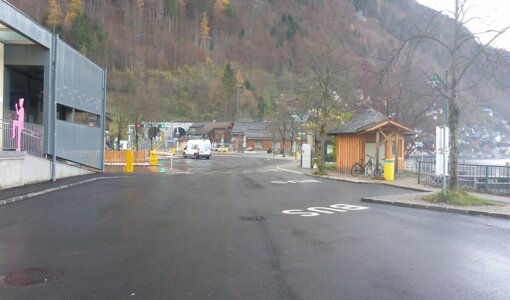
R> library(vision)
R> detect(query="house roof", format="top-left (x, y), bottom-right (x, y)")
top-left (231, 122), bottom-right (276, 140)
top-left (328, 109), bottom-right (412, 134)
top-left (231, 122), bottom-right (268, 135)
top-left (189, 122), bottom-right (233, 135)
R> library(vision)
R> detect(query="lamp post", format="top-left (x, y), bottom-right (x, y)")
top-left (429, 70), bottom-right (449, 194)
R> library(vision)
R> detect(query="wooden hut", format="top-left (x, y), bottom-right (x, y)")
top-left (328, 109), bottom-right (413, 175)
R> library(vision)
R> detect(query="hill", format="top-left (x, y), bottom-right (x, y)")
top-left (6, 0), bottom-right (510, 149)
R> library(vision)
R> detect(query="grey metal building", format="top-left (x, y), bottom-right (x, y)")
top-left (0, 0), bottom-right (106, 172)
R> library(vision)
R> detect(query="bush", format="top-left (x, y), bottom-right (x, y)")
top-left (422, 190), bottom-right (499, 206)
top-left (267, 148), bottom-right (273, 154)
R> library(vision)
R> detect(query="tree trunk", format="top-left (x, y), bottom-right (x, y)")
top-left (448, 96), bottom-right (460, 190)
top-left (449, 0), bottom-right (460, 190)
top-left (282, 136), bottom-right (286, 157)
top-left (315, 123), bottom-right (327, 174)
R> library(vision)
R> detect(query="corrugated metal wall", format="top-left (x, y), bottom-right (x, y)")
top-left (54, 40), bottom-right (105, 169)
top-left (55, 41), bottom-right (104, 115)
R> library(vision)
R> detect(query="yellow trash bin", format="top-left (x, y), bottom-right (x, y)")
top-left (384, 159), bottom-right (395, 181)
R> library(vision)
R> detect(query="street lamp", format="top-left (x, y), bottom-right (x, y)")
top-left (428, 70), bottom-right (449, 194)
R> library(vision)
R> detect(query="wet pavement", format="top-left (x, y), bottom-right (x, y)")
top-left (0, 155), bottom-right (509, 299)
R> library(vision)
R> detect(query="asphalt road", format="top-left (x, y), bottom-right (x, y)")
top-left (1, 155), bottom-right (509, 299)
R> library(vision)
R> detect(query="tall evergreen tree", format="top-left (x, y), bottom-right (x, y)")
top-left (64, 0), bottom-right (84, 29)
top-left (199, 12), bottom-right (210, 50)
top-left (222, 64), bottom-right (236, 120)
top-left (46, 0), bottom-right (62, 30)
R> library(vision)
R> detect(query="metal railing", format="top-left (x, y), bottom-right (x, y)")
top-left (417, 161), bottom-right (510, 195)
top-left (1, 119), bottom-right (44, 156)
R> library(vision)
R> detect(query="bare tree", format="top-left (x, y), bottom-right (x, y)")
top-left (389, 0), bottom-right (510, 190)
top-left (269, 94), bottom-right (297, 157)
top-left (303, 46), bottom-right (358, 174)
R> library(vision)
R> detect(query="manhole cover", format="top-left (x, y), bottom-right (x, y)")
top-left (240, 215), bottom-right (266, 222)
top-left (0, 268), bottom-right (62, 287)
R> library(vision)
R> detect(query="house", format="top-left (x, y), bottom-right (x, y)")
top-left (187, 122), bottom-right (233, 143)
top-left (231, 122), bottom-right (291, 152)
top-left (328, 109), bottom-right (413, 175)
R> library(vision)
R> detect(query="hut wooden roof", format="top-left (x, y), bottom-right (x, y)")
top-left (328, 109), bottom-right (412, 135)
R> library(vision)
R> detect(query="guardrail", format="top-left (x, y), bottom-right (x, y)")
top-left (417, 161), bottom-right (510, 194)
top-left (1, 120), bottom-right (44, 156)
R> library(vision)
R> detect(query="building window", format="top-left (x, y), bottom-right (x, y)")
top-left (57, 104), bottom-right (99, 127)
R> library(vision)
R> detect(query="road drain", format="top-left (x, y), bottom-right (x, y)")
top-left (0, 268), bottom-right (63, 286)
top-left (240, 215), bottom-right (266, 221)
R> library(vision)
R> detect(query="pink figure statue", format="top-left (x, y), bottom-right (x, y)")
top-left (12, 98), bottom-right (25, 152)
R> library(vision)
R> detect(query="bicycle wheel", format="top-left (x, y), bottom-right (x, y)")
top-left (365, 164), bottom-right (372, 176)
top-left (351, 163), bottom-right (363, 177)
top-left (373, 168), bottom-right (382, 177)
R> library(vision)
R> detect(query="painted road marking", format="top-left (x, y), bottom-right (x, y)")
top-left (271, 179), bottom-right (321, 184)
top-left (282, 204), bottom-right (369, 217)
top-left (276, 166), bottom-right (305, 174)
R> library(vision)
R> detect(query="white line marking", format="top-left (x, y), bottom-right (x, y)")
top-left (276, 166), bottom-right (304, 175)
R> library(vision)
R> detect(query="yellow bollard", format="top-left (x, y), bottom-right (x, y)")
top-left (124, 150), bottom-right (134, 173)
top-left (149, 151), bottom-right (158, 165)
top-left (171, 148), bottom-right (175, 155)
top-left (226, 147), bottom-right (229, 155)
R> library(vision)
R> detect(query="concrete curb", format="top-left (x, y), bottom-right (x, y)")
top-left (361, 196), bottom-right (510, 220)
top-left (277, 163), bottom-right (431, 192)
top-left (0, 176), bottom-right (127, 207)
top-left (312, 173), bottom-right (431, 192)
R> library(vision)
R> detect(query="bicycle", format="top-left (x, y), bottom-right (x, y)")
top-left (351, 155), bottom-right (382, 177)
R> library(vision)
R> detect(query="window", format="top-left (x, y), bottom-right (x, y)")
top-left (57, 104), bottom-right (100, 127)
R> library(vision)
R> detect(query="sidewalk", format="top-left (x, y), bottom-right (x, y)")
top-left (0, 173), bottom-right (126, 207)
top-left (280, 161), bottom-right (510, 219)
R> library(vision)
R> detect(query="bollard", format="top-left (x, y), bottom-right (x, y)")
top-left (226, 147), bottom-right (229, 155)
top-left (171, 148), bottom-right (175, 155)
top-left (124, 150), bottom-right (134, 173)
top-left (149, 151), bottom-right (158, 165)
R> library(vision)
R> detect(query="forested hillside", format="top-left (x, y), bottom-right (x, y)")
top-left (7, 0), bottom-right (510, 144)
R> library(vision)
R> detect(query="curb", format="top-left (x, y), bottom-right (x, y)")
top-left (0, 176), bottom-right (127, 207)
top-left (312, 173), bottom-right (431, 192)
top-left (361, 196), bottom-right (510, 220)
top-left (277, 163), bottom-right (431, 192)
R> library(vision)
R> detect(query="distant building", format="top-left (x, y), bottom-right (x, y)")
top-left (188, 122), bottom-right (233, 143)
top-left (231, 122), bottom-right (291, 152)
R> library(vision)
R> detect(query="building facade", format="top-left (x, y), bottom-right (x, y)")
top-left (1, 0), bottom-right (106, 174)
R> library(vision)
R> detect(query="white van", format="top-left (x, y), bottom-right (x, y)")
top-left (183, 139), bottom-right (211, 159)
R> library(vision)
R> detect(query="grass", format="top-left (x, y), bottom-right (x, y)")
top-left (422, 190), bottom-right (500, 206)
top-left (323, 164), bottom-right (336, 171)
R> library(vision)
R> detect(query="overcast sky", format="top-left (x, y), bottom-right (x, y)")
top-left (416, 0), bottom-right (510, 50)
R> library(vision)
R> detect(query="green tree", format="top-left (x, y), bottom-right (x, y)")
top-left (222, 64), bottom-right (236, 120)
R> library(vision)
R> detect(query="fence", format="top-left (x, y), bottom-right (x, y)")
top-left (104, 150), bottom-right (150, 164)
top-left (1, 120), bottom-right (44, 156)
top-left (417, 161), bottom-right (510, 194)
